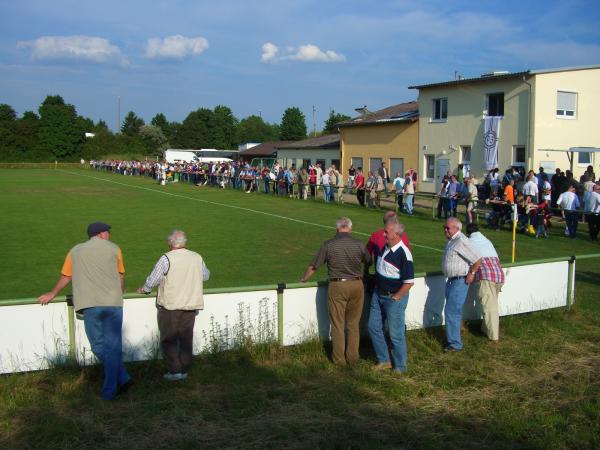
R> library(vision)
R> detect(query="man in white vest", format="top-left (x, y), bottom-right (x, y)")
top-left (138, 230), bottom-right (210, 381)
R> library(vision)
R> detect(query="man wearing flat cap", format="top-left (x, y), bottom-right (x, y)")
top-left (39, 221), bottom-right (132, 400)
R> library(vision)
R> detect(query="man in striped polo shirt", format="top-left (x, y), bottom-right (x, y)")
top-left (465, 224), bottom-right (505, 342)
top-left (368, 221), bottom-right (414, 373)
top-left (301, 217), bottom-right (371, 365)
top-left (441, 217), bottom-right (482, 352)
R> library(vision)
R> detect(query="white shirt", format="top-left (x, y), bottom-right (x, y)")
top-left (321, 173), bottom-right (330, 186)
top-left (584, 191), bottom-right (600, 213)
top-left (557, 191), bottom-right (580, 211)
top-left (523, 180), bottom-right (539, 197)
top-left (542, 181), bottom-right (551, 201)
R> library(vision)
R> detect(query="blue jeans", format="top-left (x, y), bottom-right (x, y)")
top-left (323, 185), bottom-right (331, 202)
top-left (368, 291), bottom-right (409, 372)
top-left (83, 307), bottom-right (131, 400)
top-left (404, 194), bottom-right (414, 214)
top-left (444, 278), bottom-right (469, 350)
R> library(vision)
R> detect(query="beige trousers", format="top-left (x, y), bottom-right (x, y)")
top-left (468, 280), bottom-right (502, 341)
top-left (327, 280), bottom-right (364, 364)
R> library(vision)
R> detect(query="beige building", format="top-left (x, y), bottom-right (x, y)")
top-left (410, 65), bottom-right (600, 193)
top-left (338, 102), bottom-right (419, 181)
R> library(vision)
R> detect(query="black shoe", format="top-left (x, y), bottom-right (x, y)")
top-left (117, 379), bottom-right (134, 395)
top-left (444, 346), bottom-right (462, 353)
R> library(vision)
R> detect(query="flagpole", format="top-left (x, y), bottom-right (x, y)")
top-left (511, 203), bottom-right (517, 263)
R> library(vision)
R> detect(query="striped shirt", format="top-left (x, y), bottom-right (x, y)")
top-left (442, 232), bottom-right (481, 278)
top-left (374, 240), bottom-right (415, 293)
top-left (311, 232), bottom-right (371, 279)
top-left (142, 253), bottom-right (210, 293)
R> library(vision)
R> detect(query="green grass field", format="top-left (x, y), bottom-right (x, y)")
top-left (1, 167), bottom-right (598, 300)
top-left (1, 168), bottom-right (599, 448)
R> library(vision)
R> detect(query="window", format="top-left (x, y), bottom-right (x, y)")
top-left (578, 152), bottom-right (591, 165)
top-left (425, 154), bottom-right (435, 180)
top-left (316, 159), bottom-right (326, 169)
top-left (512, 146), bottom-right (526, 167)
top-left (557, 91), bottom-right (577, 118)
top-left (486, 93), bottom-right (504, 116)
top-left (331, 159), bottom-right (340, 170)
top-left (460, 146), bottom-right (471, 177)
top-left (369, 158), bottom-right (382, 174)
top-left (432, 98), bottom-right (447, 121)
top-left (301, 159), bottom-right (311, 169)
top-left (390, 158), bottom-right (404, 179)
top-left (351, 157), bottom-right (363, 171)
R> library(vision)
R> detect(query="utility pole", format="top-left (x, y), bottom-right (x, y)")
top-left (312, 105), bottom-right (317, 137)
top-left (117, 96), bottom-right (121, 134)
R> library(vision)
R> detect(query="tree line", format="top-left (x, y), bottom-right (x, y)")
top-left (0, 95), bottom-right (350, 161)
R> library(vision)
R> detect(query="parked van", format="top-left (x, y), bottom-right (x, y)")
top-left (163, 149), bottom-right (233, 164)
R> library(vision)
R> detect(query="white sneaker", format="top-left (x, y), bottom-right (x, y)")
top-left (163, 372), bottom-right (186, 381)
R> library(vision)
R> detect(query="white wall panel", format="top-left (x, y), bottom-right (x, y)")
top-left (0, 303), bottom-right (69, 374)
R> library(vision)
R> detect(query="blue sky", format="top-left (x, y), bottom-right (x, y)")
top-left (1, 0), bottom-right (599, 131)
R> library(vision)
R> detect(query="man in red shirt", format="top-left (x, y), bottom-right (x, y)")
top-left (367, 211), bottom-right (411, 256)
top-left (354, 167), bottom-right (366, 207)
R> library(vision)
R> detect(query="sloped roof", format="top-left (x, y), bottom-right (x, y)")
top-left (337, 101), bottom-right (419, 128)
top-left (238, 141), bottom-right (292, 156)
top-left (277, 133), bottom-right (340, 150)
top-left (408, 71), bottom-right (529, 90)
top-left (408, 65), bottom-right (600, 90)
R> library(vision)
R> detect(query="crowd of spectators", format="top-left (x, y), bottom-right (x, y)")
top-left (91, 159), bottom-right (600, 241)
top-left (90, 159), bottom-right (419, 208)
top-left (435, 164), bottom-right (600, 240)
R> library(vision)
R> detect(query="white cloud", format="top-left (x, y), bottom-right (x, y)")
top-left (144, 35), bottom-right (209, 59)
top-left (261, 42), bottom-right (279, 62)
top-left (17, 35), bottom-right (128, 66)
top-left (261, 42), bottom-right (345, 63)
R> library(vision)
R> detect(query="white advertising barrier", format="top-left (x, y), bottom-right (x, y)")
top-left (0, 303), bottom-right (70, 374)
top-left (75, 290), bottom-right (278, 365)
top-left (0, 260), bottom-right (572, 374)
top-left (282, 261), bottom-right (571, 343)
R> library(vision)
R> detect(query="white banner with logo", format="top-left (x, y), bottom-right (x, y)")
top-left (483, 116), bottom-right (502, 170)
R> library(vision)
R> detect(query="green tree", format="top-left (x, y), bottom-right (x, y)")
top-left (13, 111), bottom-right (40, 160)
top-left (236, 115), bottom-right (279, 144)
top-left (0, 104), bottom-right (17, 160)
top-left (151, 113), bottom-right (179, 145)
top-left (323, 110), bottom-right (350, 134)
top-left (94, 119), bottom-right (109, 132)
top-left (121, 111), bottom-right (145, 136)
top-left (280, 107), bottom-right (307, 141)
top-left (212, 105), bottom-right (238, 149)
top-left (0, 104), bottom-right (17, 123)
top-left (36, 95), bottom-right (84, 160)
top-left (175, 108), bottom-right (213, 148)
top-left (150, 113), bottom-right (168, 131)
top-left (139, 125), bottom-right (168, 153)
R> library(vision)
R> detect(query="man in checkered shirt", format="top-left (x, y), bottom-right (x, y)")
top-left (465, 223), bottom-right (505, 341)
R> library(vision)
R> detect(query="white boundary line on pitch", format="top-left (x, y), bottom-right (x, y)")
top-left (59, 170), bottom-right (443, 253)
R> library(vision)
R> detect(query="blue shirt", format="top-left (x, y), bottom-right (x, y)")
top-left (374, 240), bottom-right (415, 293)
top-left (468, 232), bottom-right (499, 258)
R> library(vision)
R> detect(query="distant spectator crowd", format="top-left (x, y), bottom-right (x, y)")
top-left (90, 159), bottom-right (600, 241)
top-left (436, 164), bottom-right (600, 241)
top-left (89, 159), bottom-right (420, 210)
